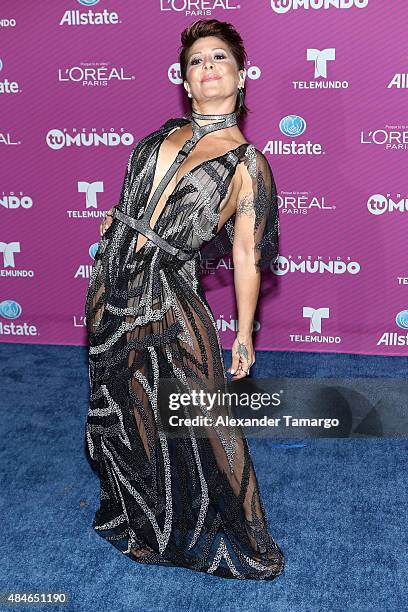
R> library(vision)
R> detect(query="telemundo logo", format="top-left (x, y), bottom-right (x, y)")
top-left (271, 0), bottom-right (369, 12)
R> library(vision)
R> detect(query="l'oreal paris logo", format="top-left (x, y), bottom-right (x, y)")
top-left (360, 127), bottom-right (408, 151)
top-left (160, 0), bottom-right (240, 13)
top-left (0, 131), bottom-right (21, 146)
top-left (58, 64), bottom-right (135, 86)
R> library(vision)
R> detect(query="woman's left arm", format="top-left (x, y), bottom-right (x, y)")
top-left (228, 147), bottom-right (280, 379)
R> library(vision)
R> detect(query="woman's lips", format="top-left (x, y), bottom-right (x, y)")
top-left (201, 74), bottom-right (221, 82)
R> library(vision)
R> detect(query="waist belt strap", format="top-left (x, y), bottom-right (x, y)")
top-left (112, 208), bottom-right (197, 262)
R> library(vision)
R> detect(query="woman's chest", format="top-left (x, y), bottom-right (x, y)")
top-left (146, 126), bottom-right (245, 209)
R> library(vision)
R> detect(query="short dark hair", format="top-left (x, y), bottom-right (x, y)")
top-left (178, 18), bottom-right (249, 120)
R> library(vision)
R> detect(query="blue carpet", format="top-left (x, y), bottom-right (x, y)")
top-left (0, 343), bottom-right (407, 612)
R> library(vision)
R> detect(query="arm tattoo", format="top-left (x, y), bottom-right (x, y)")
top-left (236, 193), bottom-right (255, 217)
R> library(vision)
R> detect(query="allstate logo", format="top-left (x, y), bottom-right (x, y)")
top-left (395, 310), bottom-right (408, 330)
top-left (279, 115), bottom-right (307, 137)
top-left (89, 243), bottom-right (99, 259)
top-left (0, 300), bottom-right (22, 320)
top-left (77, 0), bottom-right (100, 6)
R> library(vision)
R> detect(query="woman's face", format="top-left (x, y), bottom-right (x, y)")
top-left (184, 36), bottom-right (244, 105)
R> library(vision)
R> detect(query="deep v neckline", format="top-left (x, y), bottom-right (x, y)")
top-left (132, 115), bottom-right (250, 255)
top-left (143, 124), bottom-right (250, 225)
top-left (133, 141), bottom-right (249, 256)
top-left (163, 141), bottom-right (249, 204)
top-left (145, 145), bottom-right (249, 247)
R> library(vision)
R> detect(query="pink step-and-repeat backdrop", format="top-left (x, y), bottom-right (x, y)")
top-left (1, 1), bottom-right (406, 355)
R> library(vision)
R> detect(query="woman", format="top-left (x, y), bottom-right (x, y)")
top-left (85, 18), bottom-right (284, 581)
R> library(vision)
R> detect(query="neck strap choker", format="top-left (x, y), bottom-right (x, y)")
top-left (190, 110), bottom-right (237, 142)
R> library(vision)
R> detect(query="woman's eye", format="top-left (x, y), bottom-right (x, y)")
top-left (190, 54), bottom-right (226, 65)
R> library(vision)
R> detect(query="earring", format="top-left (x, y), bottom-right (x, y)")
top-left (237, 86), bottom-right (244, 112)
top-left (188, 92), bottom-right (192, 98)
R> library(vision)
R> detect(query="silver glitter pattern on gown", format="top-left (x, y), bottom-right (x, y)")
top-left (84, 112), bottom-right (284, 580)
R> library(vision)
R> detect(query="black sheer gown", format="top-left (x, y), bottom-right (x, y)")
top-left (84, 110), bottom-right (284, 580)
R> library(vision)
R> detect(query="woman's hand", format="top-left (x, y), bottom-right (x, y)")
top-left (99, 208), bottom-right (114, 237)
top-left (228, 333), bottom-right (255, 379)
